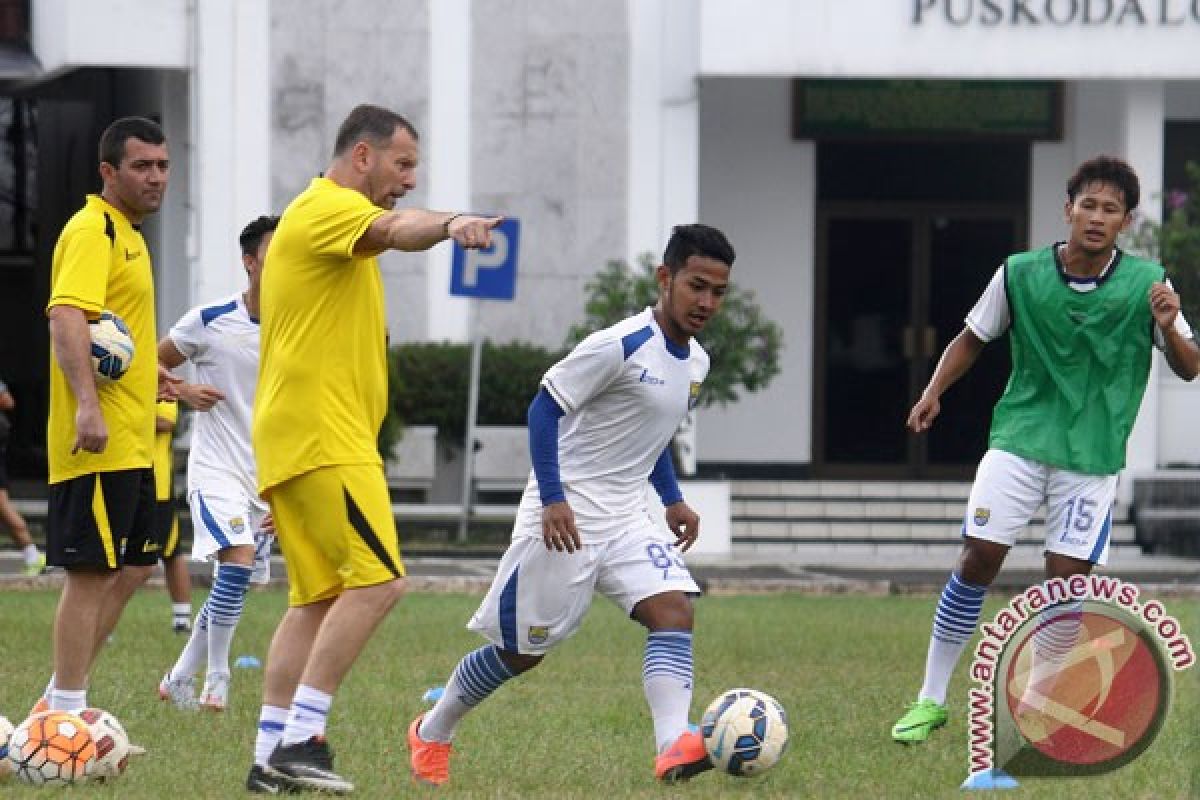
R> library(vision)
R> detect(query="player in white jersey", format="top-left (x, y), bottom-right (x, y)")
top-left (407, 224), bottom-right (736, 786)
top-left (157, 215), bottom-right (279, 711)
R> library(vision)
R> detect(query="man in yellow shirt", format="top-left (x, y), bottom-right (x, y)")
top-left (43, 117), bottom-right (170, 714)
top-left (248, 104), bottom-right (499, 794)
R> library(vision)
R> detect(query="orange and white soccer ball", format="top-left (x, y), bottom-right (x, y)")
top-left (700, 688), bottom-right (790, 777)
top-left (6, 710), bottom-right (96, 785)
top-left (78, 708), bottom-right (131, 781)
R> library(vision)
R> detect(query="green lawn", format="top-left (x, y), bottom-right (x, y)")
top-left (0, 589), bottom-right (1195, 799)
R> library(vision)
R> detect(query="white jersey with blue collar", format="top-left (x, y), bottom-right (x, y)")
top-left (521, 307), bottom-right (709, 541)
top-left (168, 292), bottom-right (261, 501)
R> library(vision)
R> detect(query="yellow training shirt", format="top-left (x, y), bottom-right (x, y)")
top-left (253, 177), bottom-right (388, 492)
top-left (153, 399), bottom-right (178, 501)
top-left (46, 195), bottom-right (157, 483)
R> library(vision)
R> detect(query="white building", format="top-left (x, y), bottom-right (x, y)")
top-left (1, 0), bottom-right (1198, 484)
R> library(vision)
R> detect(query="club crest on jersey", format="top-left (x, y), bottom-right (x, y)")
top-left (527, 626), bottom-right (549, 645)
top-left (973, 507), bottom-right (991, 527)
top-left (230, 516), bottom-right (246, 534)
top-left (688, 381), bottom-right (701, 410)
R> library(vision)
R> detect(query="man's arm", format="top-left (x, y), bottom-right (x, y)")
top-left (157, 337), bottom-right (224, 410)
top-left (355, 210), bottom-right (501, 255)
top-left (907, 328), bottom-right (987, 434)
top-left (48, 305), bottom-right (107, 453)
top-left (1150, 282), bottom-right (1200, 381)
top-left (0, 387), bottom-right (12, 412)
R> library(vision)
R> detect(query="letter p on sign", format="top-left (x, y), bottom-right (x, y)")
top-left (450, 217), bottom-right (520, 301)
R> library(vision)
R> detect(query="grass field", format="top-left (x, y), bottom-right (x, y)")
top-left (0, 587), bottom-right (1196, 799)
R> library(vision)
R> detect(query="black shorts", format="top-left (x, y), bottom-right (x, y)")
top-left (155, 499), bottom-right (183, 559)
top-left (47, 468), bottom-right (159, 569)
top-left (0, 439), bottom-right (8, 490)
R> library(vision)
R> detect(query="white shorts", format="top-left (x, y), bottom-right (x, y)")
top-left (963, 449), bottom-right (1118, 565)
top-left (467, 515), bottom-right (700, 655)
top-left (188, 487), bottom-right (273, 583)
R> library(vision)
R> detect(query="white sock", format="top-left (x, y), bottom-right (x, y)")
top-left (919, 637), bottom-right (970, 705)
top-left (23, 544), bottom-right (40, 564)
top-left (49, 688), bottom-right (87, 713)
top-left (281, 685), bottom-right (332, 746)
top-left (643, 631), bottom-right (694, 752)
top-left (171, 604), bottom-right (210, 679)
top-left (255, 705), bottom-right (288, 766)
top-left (172, 602), bottom-right (191, 624)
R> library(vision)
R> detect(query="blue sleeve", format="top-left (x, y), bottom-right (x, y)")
top-left (649, 445), bottom-right (684, 506)
top-left (528, 388), bottom-right (566, 505)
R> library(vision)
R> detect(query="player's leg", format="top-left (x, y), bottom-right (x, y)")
top-left (1015, 470), bottom-right (1116, 727)
top-left (44, 471), bottom-right (141, 712)
top-left (92, 469), bottom-right (160, 663)
top-left (599, 523), bottom-right (707, 781)
top-left (248, 600), bottom-right (328, 792)
top-left (158, 502), bottom-right (192, 633)
top-left (266, 466), bottom-right (404, 793)
top-left (189, 491), bottom-right (262, 710)
top-left (410, 534), bottom-right (596, 785)
top-left (0, 486), bottom-right (43, 575)
top-left (892, 450), bottom-right (1043, 743)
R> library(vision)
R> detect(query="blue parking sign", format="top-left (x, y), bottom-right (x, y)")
top-left (450, 217), bottom-right (519, 300)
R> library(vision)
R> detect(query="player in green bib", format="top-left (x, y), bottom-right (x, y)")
top-left (891, 156), bottom-right (1200, 744)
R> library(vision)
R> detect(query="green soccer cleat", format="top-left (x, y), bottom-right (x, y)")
top-left (891, 699), bottom-right (948, 744)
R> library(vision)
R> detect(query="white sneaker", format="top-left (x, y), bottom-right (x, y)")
top-left (200, 671), bottom-right (231, 712)
top-left (158, 672), bottom-right (198, 710)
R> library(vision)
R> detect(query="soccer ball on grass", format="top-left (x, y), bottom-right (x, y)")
top-left (700, 687), bottom-right (789, 777)
top-left (78, 707), bottom-right (132, 781)
top-left (6, 709), bottom-right (96, 785)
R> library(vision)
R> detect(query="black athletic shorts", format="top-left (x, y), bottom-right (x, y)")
top-left (155, 499), bottom-right (182, 559)
top-left (47, 468), bottom-right (159, 569)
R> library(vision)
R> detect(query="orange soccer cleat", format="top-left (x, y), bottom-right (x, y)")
top-left (407, 713), bottom-right (453, 786)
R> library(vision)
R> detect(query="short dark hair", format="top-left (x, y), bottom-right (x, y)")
top-left (98, 117), bottom-right (166, 167)
top-left (662, 224), bottom-right (736, 274)
top-left (1067, 155), bottom-right (1140, 213)
top-left (332, 104), bottom-right (419, 156)
top-left (239, 215), bottom-right (280, 258)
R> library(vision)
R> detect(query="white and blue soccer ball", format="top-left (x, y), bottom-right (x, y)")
top-left (90, 311), bottom-right (135, 382)
top-left (701, 688), bottom-right (789, 777)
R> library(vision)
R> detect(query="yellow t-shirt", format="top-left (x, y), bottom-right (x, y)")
top-left (253, 177), bottom-right (388, 492)
top-left (46, 195), bottom-right (157, 483)
top-left (153, 399), bottom-right (178, 501)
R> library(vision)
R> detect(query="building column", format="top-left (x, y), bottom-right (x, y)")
top-left (425, 0), bottom-right (472, 342)
top-left (1119, 81), bottom-right (1165, 498)
top-left (190, 0), bottom-right (271, 304)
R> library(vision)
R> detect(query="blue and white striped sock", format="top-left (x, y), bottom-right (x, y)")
top-left (206, 563), bottom-right (252, 676)
top-left (281, 685), bottom-right (332, 746)
top-left (919, 573), bottom-right (987, 705)
top-left (420, 645), bottom-right (516, 742)
top-left (643, 630), bottom-right (694, 751)
top-left (254, 704), bottom-right (288, 766)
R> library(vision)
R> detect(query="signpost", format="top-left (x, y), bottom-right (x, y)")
top-left (450, 217), bottom-right (520, 542)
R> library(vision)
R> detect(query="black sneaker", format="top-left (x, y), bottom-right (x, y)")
top-left (173, 619), bottom-right (192, 634)
top-left (267, 737), bottom-right (354, 794)
top-left (246, 764), bottom-right (298, 794)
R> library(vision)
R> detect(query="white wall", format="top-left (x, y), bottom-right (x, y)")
top-left (697, 78), bottom-right (814, 464)
top-left (32, 0), bottom-right (189, 77)
top-left (700, 0), bottom-right (1200, 79)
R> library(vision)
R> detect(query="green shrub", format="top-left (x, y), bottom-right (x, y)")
top-left (385, 340), bottom-right (564, 449)
top-left (1125, 161), bottom-right (1200, 328)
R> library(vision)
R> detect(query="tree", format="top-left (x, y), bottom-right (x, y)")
top-left (1123, 161), bottom-right (1200, 328)
top-left (566, 254), bottom-right (783, 409)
